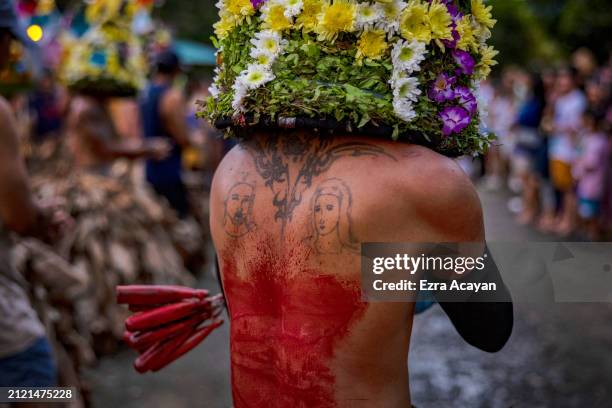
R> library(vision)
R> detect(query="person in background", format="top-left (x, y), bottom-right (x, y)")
top-left (484, 73), bottom-right (516, 191)
top-left (548, 68), bottom-right (587, 237)
top-left (573, 110), bottom-right (609, 241)
top-left (28, 70), bottom-right (67, 141)
top-left (535, 69), bottom-right (560, 233)
top-left (0, 2), bottom-right (67, 398)
top-left (140, 50), bottom-right (192, 217)
top-left (571, 48), bottom-right (598, 90)
top-left (585, 77), bottom-right (610, 120)
top-left (66, 92), bottom-right (170, 173)
top-left (513, 73), bottom-right (546, 225)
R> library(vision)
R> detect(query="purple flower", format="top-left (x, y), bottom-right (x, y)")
top-left (452, 49), bottom-right (475, 76)
top-left (250, 0), bottom-right (266, 9)
top-left (454, 86), bottom-right (478, 115)
top-left (447, 3), bottom-right (462, 20)
top-left (443, 28), bottom-right (460, 49)
top-left (435, 0), bottom-right (462, 20)
top-left (440, 106), bottom-right (471, 136)
top-left (428, 73), bottom-right (457, 103)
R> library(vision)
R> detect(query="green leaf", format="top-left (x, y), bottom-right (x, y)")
top-left (358, 113), bottom-right (370, 128)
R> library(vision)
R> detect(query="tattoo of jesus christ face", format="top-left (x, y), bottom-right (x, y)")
top-left (224, 182), bottom-right (256, 237)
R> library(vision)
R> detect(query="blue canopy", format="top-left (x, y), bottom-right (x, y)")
top-left (174, 39), bottom-right (216, 67)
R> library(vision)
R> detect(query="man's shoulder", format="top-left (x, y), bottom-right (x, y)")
top-left (351, 143), bottom-right (483, 242)
top-left (365, 143), bottom-right (475, 203)
top-left (69, 96), bottom-right (98, 117)
top-left (160, 88), bottom-right (183, 111)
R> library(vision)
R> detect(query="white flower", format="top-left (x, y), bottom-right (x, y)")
top-left (375, 0), bottom-right (406, 36)
top-left (393, 99), bottom-right (417, 122)
top-left (231, 86), bottom-right (248, 112)
top-left (250, 50), bottom-right (273, 66)
top-left (250, 30), bottom-right (287, 61)
top-left (239, 63), bottom-right (275, 89)
top-left (355, 2), bottom-right (383, 31)
top-left (231, 63), bottom-right (275, 111)
top-left (391, 39), bottom-right (427, 74)
top-left (392, 77), bottom-right (421, 103)
top-left (209, 83), bottom-right (220, 98)
top-left (279, 0), bottom-right (303, 18)
top-left (389, 69), bottom-right (406, 88)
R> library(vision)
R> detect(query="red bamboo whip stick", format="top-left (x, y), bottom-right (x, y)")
top-left (150, 320), bottom-right (224, 372)
top-left (117, 285), bottom-right (209, 305)
top-left (125, 313), bottom-right (205, 351)
top-left (134, 329), bottom-right (193, 373)
top-left (125, 298), bottom-right (211, 332)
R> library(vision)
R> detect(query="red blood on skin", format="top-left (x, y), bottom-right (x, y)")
top-left (221, 236), bottom-right (366, 407)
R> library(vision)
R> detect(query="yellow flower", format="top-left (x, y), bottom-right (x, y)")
top-left (37, 0), bottom-right (56, 15)
top-left (296, 0), bottom-right (323, 33)
top-left (264, 4), bottom-right (292, 31)
top-left (214, 12), bottom-right (237, 39)
top-left (400, 1), bottom-right (431, 43)
top-left (316, 0), bottom-right (356, 42)
top-left (381, 0), bottom-right (402, 20)
top-left (473, 23), bottom-right (491, 42)
top-left (225, 0), bottom-right (255, 18)
top-left (428, 0), bottom-right (452, 41)
top-left (455, 15), bottom-right (477, 52)
top-left (471, 0), bottom-right (496, 29)
top-left (356, 29), bottom-right (388, 61)
top-left (475, 44), bottom-right (498, 79)
top-left (85, 0), bottom-right (123, 24)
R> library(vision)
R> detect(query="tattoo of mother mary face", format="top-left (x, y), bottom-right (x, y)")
top-left (307, 178), bottom-right (359, 255)
top-left (224, 181), bottom-right (257, 237)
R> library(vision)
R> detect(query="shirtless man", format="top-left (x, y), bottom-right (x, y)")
top-left (0, 6), bottom-right (65, 400)
top-left (66, 94), bottom-right (170, 170)
top-left (210, 132), bottom-right (486, 407)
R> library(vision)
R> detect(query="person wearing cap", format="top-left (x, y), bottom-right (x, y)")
top-left (0, 0), bottom-right (59, 393)
top-left (139, 50), bottom-right (192, 217)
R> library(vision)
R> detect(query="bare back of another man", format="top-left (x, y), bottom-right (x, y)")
top-left (66, 95), bottom-right (169, 169)
top-left (210, 131), bottom-right (483, 407)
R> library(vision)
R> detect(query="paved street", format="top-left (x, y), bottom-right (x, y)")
top-left (86, 189), bottom-right (612, 408)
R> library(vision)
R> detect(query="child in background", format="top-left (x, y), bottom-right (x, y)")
top-left (573, 110), bottom-right (609, 240)
top-left (549, 68), bottom-right (587, 236)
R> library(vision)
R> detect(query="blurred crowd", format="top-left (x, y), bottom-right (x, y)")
top-left (1, 47), bottom-right (228, 406)
top-left (474, 48), bottom-right (612, 241)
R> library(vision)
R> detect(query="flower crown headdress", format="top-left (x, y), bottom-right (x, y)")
top-left (59, 0), bottom-right (148, 97)
top-left (201, 0), bottom-right (498, 156)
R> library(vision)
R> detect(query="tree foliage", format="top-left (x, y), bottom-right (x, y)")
top-left (149, 0), bottom-right (611, 68)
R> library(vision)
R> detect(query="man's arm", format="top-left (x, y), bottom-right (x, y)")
top-left (363, 148), bottom-right (512, 352)
top-left (0, 98), bottom-right (41, 235)
top-left (404, 153), bottom-right (513, 353)
top-left (78, 105), bottom-right (169, 161)
top-left (160, 88), bottom-right (191, 148)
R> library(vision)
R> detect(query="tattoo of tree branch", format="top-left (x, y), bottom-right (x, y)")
top-left (245, 134), bottom-right (396, 234)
